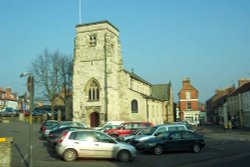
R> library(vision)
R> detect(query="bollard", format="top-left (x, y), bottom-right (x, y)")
top-left (19, 113), bottom-right (24, 121)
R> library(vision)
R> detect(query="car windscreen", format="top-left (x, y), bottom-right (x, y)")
top-left (45, 121), bottom-right (58, 126)
top-left (144, 127), bottom-right (157, 135)
top-left (157, 131), bottom-right (171, 138)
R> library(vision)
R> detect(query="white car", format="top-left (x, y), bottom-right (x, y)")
top-left (55, 129), bottom-right (137, 162)
top-left (94, 121), bottom-right (124, 131)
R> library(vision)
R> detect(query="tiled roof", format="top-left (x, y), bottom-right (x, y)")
top-left (123, 70), bottom-right (171, 101)
top-left (152, 84), bottom-right (171, 101)
top-left (228, 81), bottom-right (250, 97)
top-left (124, 70), bottom-right (152, 86)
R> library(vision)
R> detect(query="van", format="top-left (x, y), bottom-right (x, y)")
top-left (129, 123), bottom-right (189, 147)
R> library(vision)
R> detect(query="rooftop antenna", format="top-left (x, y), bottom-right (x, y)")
top-left (79, 0), bottom-right (82, 24)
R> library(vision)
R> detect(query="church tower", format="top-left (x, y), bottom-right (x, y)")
top-left (73, 21), bottom-right (123, 127)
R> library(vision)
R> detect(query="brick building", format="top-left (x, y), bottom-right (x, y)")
top-left (178, 78), bottom-right (200, 125)
top-left (0, 87), bottom-right (19, 110)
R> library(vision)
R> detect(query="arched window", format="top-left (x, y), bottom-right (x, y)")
top-left (88, 81), bottom-right (100, 101)
top-left (131, 99), bottom-right (138, 113)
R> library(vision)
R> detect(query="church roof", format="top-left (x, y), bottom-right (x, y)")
top-left (124, 70), bottom-right (152, 86)
top-left (152, 84), bottom-right (171, 101)
top-left (124, 70), bottom-right (171, 101)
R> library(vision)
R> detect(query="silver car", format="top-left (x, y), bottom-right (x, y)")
top-left (55, 129), bottom-right (137, 162)
top-left (129, 123), bottom-right (189, 148)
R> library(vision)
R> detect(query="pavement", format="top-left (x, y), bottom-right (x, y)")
top-left (196, 124), bottom-right (250, 141)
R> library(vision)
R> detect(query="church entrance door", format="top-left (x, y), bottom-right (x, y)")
top-left (90, 111), bottom-right (100, 127)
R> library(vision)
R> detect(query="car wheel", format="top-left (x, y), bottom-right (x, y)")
top-left (63, 149), bottom-right (77, 162)
top-left (117, 150), bottom-right (131, 162)
top-left (192, 143), bottom-right (201, 153)
top-left (153, 145), bottom-right (163, 155)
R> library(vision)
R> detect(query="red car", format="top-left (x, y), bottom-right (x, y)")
top-left (105, 121), bottom-right (153, 139)
top-left (21, 110), bottom-right (30, 116)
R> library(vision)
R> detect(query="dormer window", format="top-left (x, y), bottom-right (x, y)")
top-left (89, 35), bottom-right (97, 47)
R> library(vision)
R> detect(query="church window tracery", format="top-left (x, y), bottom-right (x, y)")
top-left (88, 80), bottom-right (99, 101)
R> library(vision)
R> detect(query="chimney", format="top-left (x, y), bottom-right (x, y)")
top-left (215, 89), bottom-right (224, 96)
top-left (6, 87), bottom-right (11, 95)
top-left (182, 77), bottom-right (191, 87)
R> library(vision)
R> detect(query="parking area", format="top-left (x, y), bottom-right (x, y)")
top-left (1, 119), bottom-right (250, 167)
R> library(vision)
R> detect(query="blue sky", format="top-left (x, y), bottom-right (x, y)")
top-left (1, 0), bottom-right (250, 102)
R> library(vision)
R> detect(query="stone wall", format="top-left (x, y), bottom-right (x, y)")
top-left (0, 137), bottom-right (13, 167)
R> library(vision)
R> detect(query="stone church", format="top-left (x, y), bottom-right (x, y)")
top-left (72, 21), bottom-right (174, 127)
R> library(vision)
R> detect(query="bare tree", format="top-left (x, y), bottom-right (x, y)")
top-left (58, 56), bottom-right (73, 120)
top-left (31, 49), bottom-right (67, 120)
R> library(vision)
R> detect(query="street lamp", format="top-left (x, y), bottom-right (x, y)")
top-left (20, 73), bottom-right (34, 167)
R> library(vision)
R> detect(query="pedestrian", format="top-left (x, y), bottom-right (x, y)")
top-left (228, 120), bottom-right (232, 132)
top-left (224, 121), bottom-right (228, 132)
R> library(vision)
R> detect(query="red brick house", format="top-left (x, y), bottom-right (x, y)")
top-left (178, 78), bottom-right (200, 125)
top-left (0, 87), bottom-right (19, 110)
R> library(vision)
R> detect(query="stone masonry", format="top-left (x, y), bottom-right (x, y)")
top-left (0, 137), bottom-right (13, 167)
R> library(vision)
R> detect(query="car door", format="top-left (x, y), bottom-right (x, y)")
top-left (154, 127), bottom-right (167, 137)
top-left (164, 131), bottom-right (182, 151)
top-left (72, 131), bottom-right (96, 157)
top-left (179, 131), bottom-right (195, 150)
top-left (91, 131), bottom-right (116, 158)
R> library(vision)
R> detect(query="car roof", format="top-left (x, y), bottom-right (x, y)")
top-left (67, 128), bottom-right (97, 132)
top-left (153, 124), bottom-right (187, 128)
top-left (121, 122), bottom-right (152, 124)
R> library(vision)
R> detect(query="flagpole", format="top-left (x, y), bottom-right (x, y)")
top-left (79, 0), bottom-right (82, 24)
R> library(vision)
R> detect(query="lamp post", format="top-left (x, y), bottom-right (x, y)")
top-left (20, 73), bottom-right (34, 167)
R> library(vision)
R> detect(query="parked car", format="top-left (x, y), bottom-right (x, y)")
top-left (0, 107), bottom-right (18, 117)
top-left (42, 121), bottom-right (86, 139)
top-left (173, 121), bottom-right (193, 130)
top-left (117, 128), bottom-right (148, 142)
top-left (0, 110), bottom-right (16, 117)
top-left (47, 126), bottom-right (86, 149)
top-left (13, 109), bottom-right (21, 116)
top-left (21, 110), bottom-right (30, 116)
top-left (55, 129), bottom-right (137, 162)
top-left (96, 124), bottom-right (120, 132)
top-left (32, 109), bottom-right (47, 116)
top-left (136, 130), bottom-right (205, 155)
top-left (129, 123), bottom-right (189, 147)
top-left (40, 120), bottom-right (60, 133)
top-left (94, 121), bottom-right (124, 132)
top-left (105, 122), bottom-right (154, 139)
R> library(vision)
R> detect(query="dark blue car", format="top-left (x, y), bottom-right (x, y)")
top-left (136, 130), bottom-right (205, 155)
